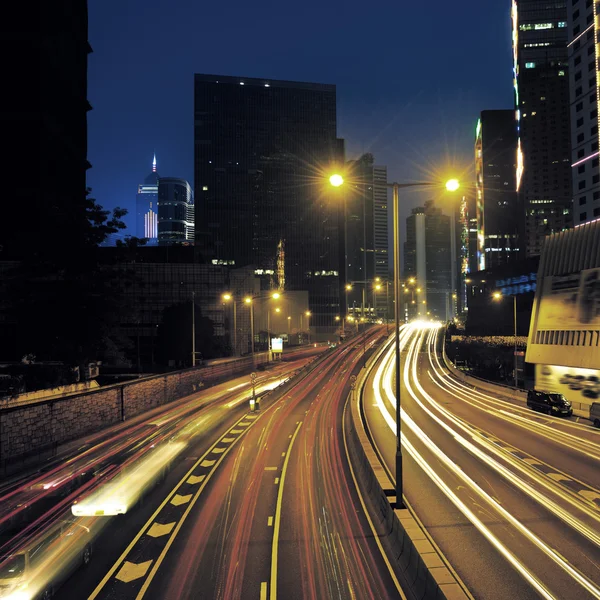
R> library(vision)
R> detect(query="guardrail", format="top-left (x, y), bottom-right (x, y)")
top-left (343, 335), bottom-right (471, 600)
top-left (441, 342), bottom-right (592, 419)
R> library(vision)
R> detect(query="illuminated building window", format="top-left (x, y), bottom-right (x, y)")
top-left (558, 21), bottom-right (566, 28)
top-left (558, 70), bottom-right (565, 76)
top-left (525, 62), bottom-right (536, 68)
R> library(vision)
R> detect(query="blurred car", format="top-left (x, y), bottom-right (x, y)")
top-left (590, 403), bottom-right (600, 428)
top-left (559, 374), bottom-right (586, 391)
top-left (0, 519), bottom-right (91, 600)
top-left (582, 375), bottom-right (600, 399)
top-left (527, 390), bottom-right (573, 417)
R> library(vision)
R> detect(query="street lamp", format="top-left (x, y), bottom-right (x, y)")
top-left (493, 291), bottom-right (518, 388)
top-left (329, 173), bottom-right (459, 508)
top-left (222, 293), bottom-right (237, 356)
top-left (305, 310), bottom-right (311, 343)
top-left (245, 296), bottom-right (254, 355)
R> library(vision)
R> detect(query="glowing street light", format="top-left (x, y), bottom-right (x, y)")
top-left (493, 291), bottom-right (518, 388)
top-left (244, 296), bottom-right (254, 355)
top-left (329, 173), bottom-right (344, 187)
top-left (445, 178), bottom-right (460, 192)
top-left (329, 172), bottom-right (459, 509)
top-left (222, 293), bottom-right (237, 356)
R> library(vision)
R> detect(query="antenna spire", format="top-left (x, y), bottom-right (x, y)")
top-left (152, 152), bottom-right (157, 173)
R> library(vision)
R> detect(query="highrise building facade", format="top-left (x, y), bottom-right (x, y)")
top-left (404, 200), bottom-right (453, 322)
top-left (136, 154), bottom-right (159, 244)
top-left (193, 74), bottom-right (344, 330)
top-left (158, 178), bottom-right (194, 246)
top-left (474, 110), bottom-right (520, 271)
top-left (0, 1), bottom-right (91, 260)
top-left (513, 0), bottom-right (572, 257)
top-left (567, 0), bottom-right (600, 225)
top-left (344, 154), bottom-right (389, 318)
top-left (373, 166), bottom-right (389, 279)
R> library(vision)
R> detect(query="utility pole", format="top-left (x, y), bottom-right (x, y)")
top-left (192, 291), bottom-right (196, 367)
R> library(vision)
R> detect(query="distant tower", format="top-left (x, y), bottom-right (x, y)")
top-left (277, 239), bottom-right (285, 291)
top-left (136, 154), bottom-right (159, 245)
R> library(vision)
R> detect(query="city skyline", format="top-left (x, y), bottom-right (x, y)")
top-left (86, 0), bottom-right (513, 235)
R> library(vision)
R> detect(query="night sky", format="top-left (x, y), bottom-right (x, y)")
top-left (88, 0), bottom-right (513, 238)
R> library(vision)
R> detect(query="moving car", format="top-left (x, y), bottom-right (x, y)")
top-left (590, 403), bottom-right (600, 428)
top-left (0, 519), bottom-right (92, 600)
top-left (527, 390), bottom-right (573, 417)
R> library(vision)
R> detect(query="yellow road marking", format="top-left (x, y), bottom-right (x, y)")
top-left (212, 447), bottom-right (226, 454)
top-left (88, 412), bottom-right (262, 600)
top-left (187, 475), bottom-right (205, 485)
top-left (115, 561), bottom-right (153, 583)
top-left (147, 522), bottom-right (176, 538)
top-left (260, 582), bottom-right (268, 600)
top-left (201, 459), bottom-right (216, 467)
top-left (274, 477), bottom-right (280, 484)
top-left (270, 421), bottom-right (302, 600)
top-left (230, 429), bottom-right (243, 434)
top-left (221, 437), bottom-right (235, 443)
top-left (268, 516), bottom-right (273, 527)
top-left (264, 467), bottom-right (278, 471)
top-left (170, 494), bottom-right (192, 506)
top-left (281, 452), bottom-right (286, 457)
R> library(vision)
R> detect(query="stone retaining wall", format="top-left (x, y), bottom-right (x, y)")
top-left (0, 353), bottom-right (270, 469)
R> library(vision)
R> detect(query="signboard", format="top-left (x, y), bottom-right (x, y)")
top-left (536, 268), bottom-right (600, 331)
top-left (271, 338), bottom-right (283, 353)
top-left (496, 272), bottom-right (537, 297)
top-left (535, 363), bottom-right (600, 402)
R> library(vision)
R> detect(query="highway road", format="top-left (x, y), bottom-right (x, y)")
top-left (363, 323), bottom-right (600, 600)
top-left (0, 333), bottom-right (408, 600)
top-left (72, 326), bottom-right (404, 600)
top-left (0, 348), bottom-right (322, 600)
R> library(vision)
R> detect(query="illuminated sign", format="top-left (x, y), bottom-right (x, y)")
top-left (271, 338), bottom-right (283, 353)
top-left (496, 272), bottom-right (537, 296)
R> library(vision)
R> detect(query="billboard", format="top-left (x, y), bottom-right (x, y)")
top-left (536, 267), bottom-right (600, 331)
top-left (535, 363), bottom-right (600, 402)
top-left (271, 338), bottom-right (283, 353)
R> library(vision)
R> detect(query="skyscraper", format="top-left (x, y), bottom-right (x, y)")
top-left (404, 200), bottom-right (453, 322)
top-left (567, 0), bottom-right (600, 225)
top-left (512, 0), bottom-right (572, 257)
top-left (194, 74), bottom-right (344, 330)
top-left (0, 1), bottom-right (91, 260)
top-left (344, 154), bottom-right (388, 317)
top-left (373, 166), bottom-right (389, 280)
top-left (158, 178), bottom-right (194, 245)
top-left (136, 154), bottom-right (159, 245)
top-left (474, 110), bottom-right (520, 271)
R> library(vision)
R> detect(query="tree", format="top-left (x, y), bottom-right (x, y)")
top-left (3, 189), bottom-right (131, 376)
top-left (156, 303), bottom-right (228, 366)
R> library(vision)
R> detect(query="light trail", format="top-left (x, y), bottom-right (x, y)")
top-left (371, 323), bottom-right (600, 599)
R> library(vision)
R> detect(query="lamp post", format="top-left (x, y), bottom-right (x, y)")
top-left (305, 310), bottom-right (311, 344)
top-left (330, 173), bottom-right (459, 508)
top-left (222, 293), bottom-right (237, 356)
top-left (245, 297), bottom-right (254, 355)
top-left (191, 292), bottom-right (196, 367)
top-left (493, 291), bottom-right (518, 388)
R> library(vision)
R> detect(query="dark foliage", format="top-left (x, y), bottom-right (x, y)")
top-left (3, 189), bottom-right (132, 372)
top-left (156, 303), bottom-right (228, 366)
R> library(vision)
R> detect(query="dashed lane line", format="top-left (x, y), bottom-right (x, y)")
top-left (88, 412), bottom-right (266, 600)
